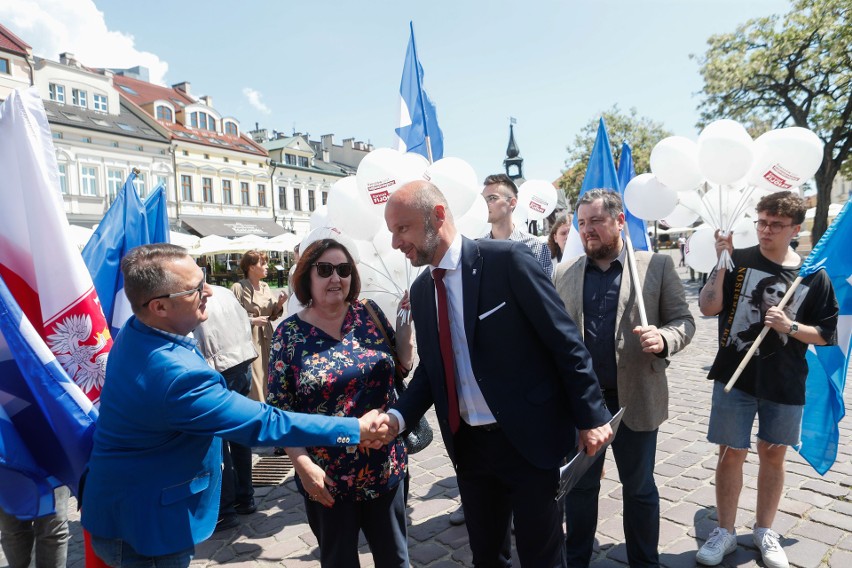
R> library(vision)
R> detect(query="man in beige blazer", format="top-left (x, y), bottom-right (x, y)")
top-left (554, 189), bottom-right (695, 568)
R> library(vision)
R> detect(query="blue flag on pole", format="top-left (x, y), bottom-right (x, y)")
top-left (144, 184), bottom-right (170, 245)
top-left (82, 172), bottom-right (149, 336)
top-left (616, 142), bottom-right (650, 251)
top-left (562, 118), bottom-right (620, 259)
top-left (0, 273), bottom-right (98, 519)
top-left (796, 200), bottom-right (852, 475)
top-left (395, 21), bottom-right (443, 162)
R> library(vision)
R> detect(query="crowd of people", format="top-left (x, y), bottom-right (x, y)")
top-left (1, 178), bottom-right (835, 568)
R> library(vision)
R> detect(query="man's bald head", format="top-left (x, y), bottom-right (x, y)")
top-left (385, 180), bottom-right (456, 267)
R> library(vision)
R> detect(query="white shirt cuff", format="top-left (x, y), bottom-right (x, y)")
top-left (387, 409), bottom-right (406, 434)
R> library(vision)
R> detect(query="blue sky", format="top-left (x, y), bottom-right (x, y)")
top-left (3, 0), bottom-right (791, 182)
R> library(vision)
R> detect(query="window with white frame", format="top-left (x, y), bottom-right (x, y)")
top-left (49, 83), bottom-right (65, 103)
top-left (58, 164), bottom-right (68, 194)
top-left (0, 58), bottom-right (9, 75)
top-left (293, 187), bottom-right (302, 211)
top-left (222, 180), bottom-right (233, 205)
top-left (156, 106), bottom-right (173, 121)
top-left (93, 94), bottom-right (108, 113)
top-left (240, 182), bottom-right (250, 206)
top-left (134, 173), bottom-right (147, 198)
top-left (181, 175), bottom-right (193, 201)
top-left (189, 111), bottom-right (215, 131)
top-left (156, 175), bottom-right (169, 195)
top-left (308, 189), bottom-right (316, 212)
top-left (224, 121), bottom-right (238, 136)
top-left (72, 89), bottom-right (87, 108)
top-left (322, 191), bottom-right (328, 205)
top-left (257, 184), bottom-right (266, 207)
top-left (278, 186), bottom-right (287, 210)
top-left (80, 166), bottom-right (98, 196)
top-left (202, 177), bottom-right (213, 203)
top-left (107, 169), bottom-right (124, 204)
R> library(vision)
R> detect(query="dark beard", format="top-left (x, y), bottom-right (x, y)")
top-left (585, 236), bottom-right (620, 261)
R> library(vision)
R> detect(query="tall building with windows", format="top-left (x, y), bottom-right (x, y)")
top-left (110, 72), bottom-right (283, 237)
top-left (0, 23), bottom-right (33, 101)
top-left (30, 53), bottom-right (172, 227)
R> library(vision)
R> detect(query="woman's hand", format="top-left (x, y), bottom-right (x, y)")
top-left (294, 458), bottom-right (336, 507)
top-left (277, 291), bottom-right (288, 306)
top-left (251, 315), bottom-right (269, 327)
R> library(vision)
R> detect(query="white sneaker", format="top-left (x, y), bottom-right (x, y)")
top-left (753, 527), bottom-right (789, 568)
top-left (696, 527), bottom-right (738, 566)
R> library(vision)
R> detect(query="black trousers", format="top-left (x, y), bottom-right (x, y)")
top-left (455, 423), bottom-right (566, 568)
top-left (220, 360), bottom-right (255, 515)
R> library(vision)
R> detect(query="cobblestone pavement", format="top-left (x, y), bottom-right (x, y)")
top-left (4, 262), bottom-right (851, 567)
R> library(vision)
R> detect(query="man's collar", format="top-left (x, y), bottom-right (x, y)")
top-left (431, 233), bottom-right (462, 274)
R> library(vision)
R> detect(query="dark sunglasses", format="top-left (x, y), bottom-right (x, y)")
top-left (765, 286), bottom-right (785, 299)
top-left (314, 262), bottom-right (352, 278)
top-left (142, 267), bottom-right (206, 307)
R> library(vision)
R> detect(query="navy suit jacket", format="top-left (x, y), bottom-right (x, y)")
top-left (395, 237), bottom-right (610, 470)
top-left (82, 316), bottom-right (361, 556)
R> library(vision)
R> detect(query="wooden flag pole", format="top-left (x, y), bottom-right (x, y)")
top-left (723, 275), bottom-right (804, 393)
top-left (623, 230), bottom-right (648, 327)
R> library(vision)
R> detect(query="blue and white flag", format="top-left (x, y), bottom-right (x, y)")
top-left (395, 21), bottom-right (443, 162)
top-left (797, 200), bottom-right (852, 475)
top-left (0, 272), bottom-right (97, 519)
top-left (616, 142), bottom-right (650, 251)
top-left (82, 172), bottom-right (149, 336)
top-left (144, 184), bottom-right (170, 245)
top-left (562, 118), bottom-right (620, 260)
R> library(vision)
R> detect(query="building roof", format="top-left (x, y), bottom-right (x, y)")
top-left (0, 23), bottom-right (31, 56)
top-left (43, 99), bottom-right (170, 143)
top-left (111, 74), bottom-right (267, 157)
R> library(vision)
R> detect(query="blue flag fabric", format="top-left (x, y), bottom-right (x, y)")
top-left (395, 21), bottom-right (444, 162)
top-left (82, 172), bottom-right (149, 336)
top-left (0, 273), bottom-right (98, 519)
top-left (796, 200), bottom-right (852, 475)
top-left (563, 118), bottom-right (621, 259)
top-left (144, 184), bottom-right (170, 245)
top-left (616, 143), bottom-right (650, 251)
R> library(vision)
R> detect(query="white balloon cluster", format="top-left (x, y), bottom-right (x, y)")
top-left (309, 148), bottom-right (487, 318)
top-left (623, 120), bottom-right (823, 273)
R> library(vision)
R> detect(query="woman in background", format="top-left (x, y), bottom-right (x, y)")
top-left (232, 250), bottom-right (286, 402)
top-left (547, 213), bottom-right (571, 265)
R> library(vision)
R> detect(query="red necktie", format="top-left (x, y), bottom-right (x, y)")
top-left (432, 268), bottom-right (461, 434)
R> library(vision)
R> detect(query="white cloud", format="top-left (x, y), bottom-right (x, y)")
top-left (242, 87), bottom-right (271, 115)
top-left (0, 0), bottom-right (169, 85)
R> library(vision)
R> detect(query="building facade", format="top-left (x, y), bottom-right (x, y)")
top-left (0, 23), bottom-right (33, 102)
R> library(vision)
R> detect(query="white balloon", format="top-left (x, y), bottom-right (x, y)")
top-left (400, 152), bottom-right (430, 179)
top-left (309, 205), bottom-right (329, 230)
top-left (662, 190), bottom-right (702, 227)
top-left (299, 227), bottom-right (360, 263)
top-left (700, 186), bottom-right (745, 230)
top-left (731, 215), bottom-right (759, 249)
top-left (747, 127), bottom-right (823, 191)
top-left (624, 173), bottom-right (679, 221)
top-left (326, 176), bottom-right (382, 241)
top-left (356, 148), bottom-right (411, 212)
top-left (697, 119), bottom-right (755, 185)
top-left (456, 195), bottom-right (489, 239)
top-left (685, 227), bottom-right (718, 273)
top-left (517, 180), bottom-right (558, 222)
top-left (650, 136), bottom-right (704, 192)
top-left (423, 157), bottom-right (479, 217)
top-left (512, 200), bottom-right (529, 227)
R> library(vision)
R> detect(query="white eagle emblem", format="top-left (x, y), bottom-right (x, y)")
top-left (46, 314), bottom-right (108, 393)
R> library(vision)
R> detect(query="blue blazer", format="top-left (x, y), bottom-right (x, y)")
top-left (82, 316), bottom-right (360, 557)
top-left (395, 237), bottom-right (610, 470)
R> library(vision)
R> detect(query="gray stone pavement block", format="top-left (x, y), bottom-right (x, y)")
top-left (4, 272), bottom-right (852, 567)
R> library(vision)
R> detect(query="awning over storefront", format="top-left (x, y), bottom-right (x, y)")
top-left (181, 215), bottom-right (287, 238)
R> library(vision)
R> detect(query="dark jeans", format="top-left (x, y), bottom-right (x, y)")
top-left (304, 482), bottom-right (408, 568)
top-left (0, 486), bottom-right (69, 568)
top-left (220, 361), bottom-right (254, 515)
top-left (90, 537), bottom-right (193, 568)
top-left (455, 423), bottom-right (565, 568)
top-left (564, 393), bottom-right (660, 568)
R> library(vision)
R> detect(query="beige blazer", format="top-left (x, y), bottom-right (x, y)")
top-left (554, 251), bottom-right (695, 431)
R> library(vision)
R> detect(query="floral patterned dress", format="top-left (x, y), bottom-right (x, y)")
top-left (267, 300), bottom-right (407, 502)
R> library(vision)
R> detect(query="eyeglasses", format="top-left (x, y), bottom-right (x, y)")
top-left (754, 220), bottom-right (794, 233)
top-left (142, 267), bottom-right (206, 307)
top-left (314, 262), bottom-right (352, 278)
top-left (484, 194), bottom-right (511, 203)
top-left (764, 286), bottom-right (786, 299)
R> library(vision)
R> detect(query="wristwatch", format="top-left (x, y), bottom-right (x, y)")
top-left (788, 322), bottom-right (800, 336)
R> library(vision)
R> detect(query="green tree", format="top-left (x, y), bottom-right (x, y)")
top-left (558, 105), bottom-right (671, 207)
top-left (693, 0), bottom-right (851, 243)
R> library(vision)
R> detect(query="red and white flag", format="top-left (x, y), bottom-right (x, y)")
top-left (0, 88), bottom-right (111, 404)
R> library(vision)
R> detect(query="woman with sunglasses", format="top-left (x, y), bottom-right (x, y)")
top-left (232, 250), bottom-right (287, 402)
top-left (267, 238), bottom-right (413, 568)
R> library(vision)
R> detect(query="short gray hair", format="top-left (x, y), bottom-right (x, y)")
top-left (121, 243), bottom-right (189, 313)
top-left (412, 181), bottom-right (454, 224)
top-left (576, 189), bottom-right (623, 219)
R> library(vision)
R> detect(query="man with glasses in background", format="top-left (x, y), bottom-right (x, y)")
top-left (696, 191), bottom-right (838, 568)
top-left (81, 244), bottom-right (389, 567)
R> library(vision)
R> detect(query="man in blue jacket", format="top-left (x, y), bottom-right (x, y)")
top-left (82, 244), bottom-right (386, 567)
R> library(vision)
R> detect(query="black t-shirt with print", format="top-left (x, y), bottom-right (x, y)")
top-left (707, 246), bottom-right (837, 405)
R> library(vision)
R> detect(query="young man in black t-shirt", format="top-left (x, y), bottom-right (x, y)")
top-left (696, 191), bottom-right (837, 568)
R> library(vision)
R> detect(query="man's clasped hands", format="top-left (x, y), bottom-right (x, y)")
top-left (356, 410), bottom-right (401, 449)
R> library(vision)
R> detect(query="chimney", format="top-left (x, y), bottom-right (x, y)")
top-left (199, 95), bottom-right (213, 107)
top-left (172, 82), bottom-right (191, 96)
top-left (59, 52), bottom-right (77, 66)
top-left (322, 148), bottom-right (330, 162)
top-left (343, 138), bottom-right (354, 149)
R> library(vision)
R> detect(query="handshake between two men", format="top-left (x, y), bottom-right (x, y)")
top-left (357, 410), bottom-right (614, 455)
